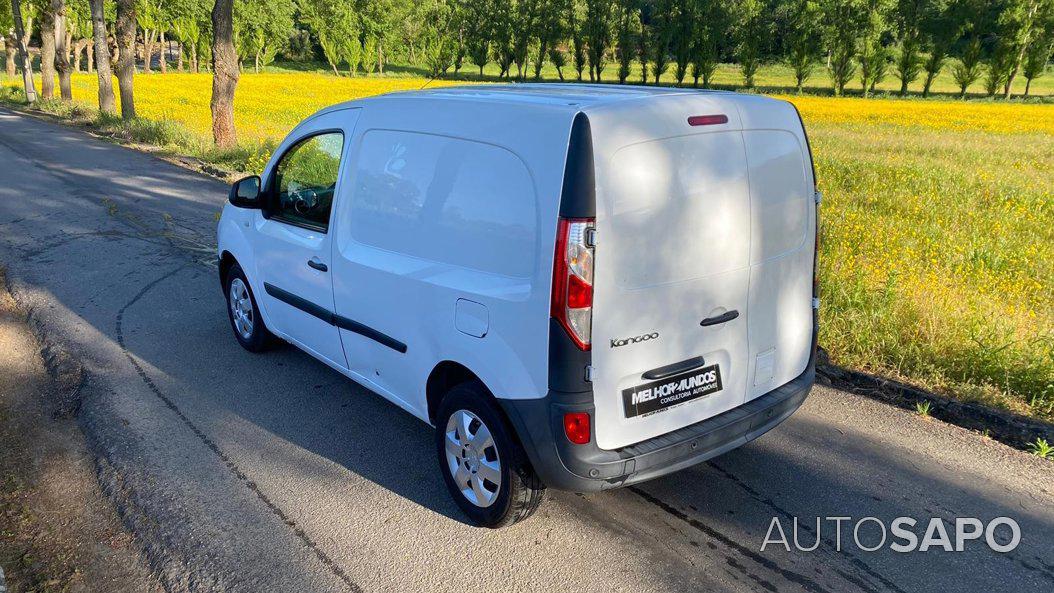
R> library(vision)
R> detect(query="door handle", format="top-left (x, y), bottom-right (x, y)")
top-left (307, 258), bottom-right (328, 272)
top-left (700, 310), bottom-right (739, 326)
top-left (642, 356), bottom-right (707, 381)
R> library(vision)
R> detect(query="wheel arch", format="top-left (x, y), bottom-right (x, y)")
top-left (219, 250), bottom-right (237, 288)
top-left (426, 360), bottom-right (490, 424)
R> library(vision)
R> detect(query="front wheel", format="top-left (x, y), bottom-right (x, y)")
top-left (435, 382), bottom-right (546, 528)
top-left (224, 262), bottom-right (274, 352)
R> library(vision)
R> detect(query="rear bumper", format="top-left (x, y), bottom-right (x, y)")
top-left (499, 359), bottom-right (814, 492)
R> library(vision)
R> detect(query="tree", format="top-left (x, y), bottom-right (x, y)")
top-left (491, 0), bottom-right (513, 76)
top-left (952, 36), bottom-right (982, 97)
top-left (511, 0), bottom-right (538, 79)
top-left (40, 0), bottom-right (57, 98)
top-left (893, 0), bottom-right (927, 94)
top-left (648, 0), bottom-right (674, 84)
top-left (567, 0), bottom-right (586, 80)
top-left (734, 0), bottom-right (764, 87)
top-left (211, 0), bottom-right (238, 147)
top-left (690, 0), bottom-right (726, 88)
top-left (299, 0), bottom-right (360, 75)
top-left (786, 0), bottom-right (822, 92)
top-left (234, 0), bottom-right (294, 72)
top-left (614, 0), bottom-right (636, 83)
top-left (993, 0), bottom-right (1048, 98)
top-left (1021, 12), bottom-right (1053, 94)
top-left (115, 0), bottom-right (136, 118)
top-left (464, 0), bottom-right (491, 75)
top-left (2, 0), bottom-right (16, 77)
top-left (920, 0), bottom-right (960, 97)
top-left (823, 0), bottom-right (863, 95)
top-left (858, 0), bottom-right (892, 97)
top-left (9, 0), bottom-right (36, 102)
top-left (534, 0), bottom-right (561, 79)
top-left (670, 0), bottom-right (693, 84)
top-left (583, 0), bottom-right (613, 81)
top-left (549, 44), bottom-right (567, 78)
top-left (89, 0), bottom-right (115, 113)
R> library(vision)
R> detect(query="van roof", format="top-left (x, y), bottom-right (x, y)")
top-left (317, 83), bottom-right (779, 116)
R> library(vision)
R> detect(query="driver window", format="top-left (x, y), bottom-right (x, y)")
top-left (272, 132), bottom-right (345, 231)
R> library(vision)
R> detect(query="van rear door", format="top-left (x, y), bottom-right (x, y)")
top-left (587, 100), bottom-right (752, 451)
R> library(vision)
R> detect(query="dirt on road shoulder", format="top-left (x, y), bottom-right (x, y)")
top-left (0, 268), bottom-right (160, 593)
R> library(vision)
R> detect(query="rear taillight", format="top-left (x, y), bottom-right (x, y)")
top-left (563, 412), bottom-right (591, 445)
top-left (551, 217), bottom-right (595, 350)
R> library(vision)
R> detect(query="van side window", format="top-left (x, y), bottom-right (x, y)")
top-left (349, 130), bottom-right (537, 277)
top-left (271, 132), bottom-right (345, 231)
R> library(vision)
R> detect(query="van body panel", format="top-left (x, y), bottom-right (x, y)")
top-left (586, 97), bottom-right (753, 450)
top-left (582, 93), bottom-right (816, 450)
top-left (328, 97), bottom-right (576, 418)
top-left (742, 129), bottom-right (815, 399)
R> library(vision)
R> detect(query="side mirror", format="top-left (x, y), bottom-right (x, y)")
top-left (229, 175), bottom-right (262, 209)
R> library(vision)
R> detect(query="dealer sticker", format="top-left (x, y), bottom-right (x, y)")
top-left (622, 365), bottom-right (723, 419)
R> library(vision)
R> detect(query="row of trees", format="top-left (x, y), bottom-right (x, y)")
top-left (423, 0), bottom-right (1054, 97)
top-left (3, 0), bottom-right (240, 145)
top-left (7, 1), bottom-right (1054, 93)
top-left (3, 0), bottom-right (1053, 149)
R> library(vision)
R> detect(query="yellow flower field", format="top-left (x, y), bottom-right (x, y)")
top-left (4, 71), bottom-right (1053, 418)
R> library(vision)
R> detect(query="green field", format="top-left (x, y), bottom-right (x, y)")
top-left (2, 66), bottom-right (1052, 421)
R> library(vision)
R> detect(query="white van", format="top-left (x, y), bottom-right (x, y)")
top-left (217, 84), bottom-right (818, 527)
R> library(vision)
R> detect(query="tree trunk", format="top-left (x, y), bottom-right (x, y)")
top-left (210, 0), bottom-right (238, 148)
top-left (191, 43), bottom-right (198, 73)
top-left (86, 38), bottom-right (94, 72)
top-left (1024, 78), bottom-right (1032, 96)
top-left (159, 31), bottom-right (167, 73)
top-left (40, 5), bottom-right (57, 99)
top-left (89, 0), bottom-right (116, 114)
top-left (53, 0), bottom-right (72, 100)
top-left (177, 41), bottom-right (183, 71)
top-left (115, 0), bottom-right (136, 119)
top-left (72, 39), bottom-right (82, 71)
top-left (10, 0), bottom-right (37, 103)
top-left (4, 35), bottom-right (16, 77)
top-left (378, 42), bottom-right (383, 74)
top-left (143, 29), bottom-right (153, 73)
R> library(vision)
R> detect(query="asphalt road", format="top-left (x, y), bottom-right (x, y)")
top-left (1, 107), bottom-right (1052, 593)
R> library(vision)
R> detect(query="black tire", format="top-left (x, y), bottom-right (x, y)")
top-left (224, 262), bottom-right (274, 353)
top-left (435, 381), bottom-right (546, 528)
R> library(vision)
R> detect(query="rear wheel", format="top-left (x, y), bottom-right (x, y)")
top-left (224, 262), bottom-right (274, 352)
top-left (435, 382), bottom-right (546, 528)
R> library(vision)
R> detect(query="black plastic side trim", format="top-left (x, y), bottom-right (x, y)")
top-left (263, 282), bottom-right (407, 354)
top-left (548, 318), bottom-right (591, 392)
top-left (264, 282), bottom-right (333, 323)
top-left (558, 113), bottom-right (596, 218)
top-left (334, 316), bottom-right (408, 354)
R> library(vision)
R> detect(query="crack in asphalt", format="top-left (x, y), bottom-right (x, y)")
top-left (113, 264), bottom-right (363, 593)
top-left (705, 460), bottom-right (910, 593)
top-left (628, 486), bottom-right (840, 593)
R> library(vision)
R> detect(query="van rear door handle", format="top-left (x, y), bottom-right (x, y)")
top-left (700, 310), bottom-right (739, 326)
top-left (642, 356), bottom-right (707, 380)
top-left (307, 258), bottom-right (328, 272)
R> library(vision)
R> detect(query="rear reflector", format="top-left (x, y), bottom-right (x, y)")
top-left (563, 412), bottom-right (591, 445)
top-left (688, 114), bottom-right (729, 126)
